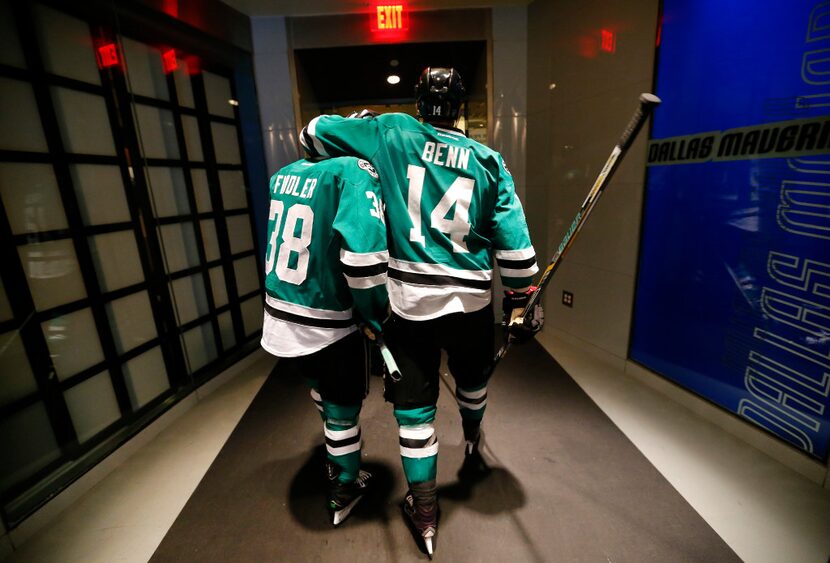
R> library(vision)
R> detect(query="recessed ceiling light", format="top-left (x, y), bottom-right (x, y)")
top-left (387, 74), bottom-right (401, 85)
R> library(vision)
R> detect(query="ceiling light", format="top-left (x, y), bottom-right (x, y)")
top-left (387, 74), bottom-right (401, 85)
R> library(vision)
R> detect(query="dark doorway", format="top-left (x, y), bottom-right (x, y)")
top-left (294, 41), bottom-right (488, 143)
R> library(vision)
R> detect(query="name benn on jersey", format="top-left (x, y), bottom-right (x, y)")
top-left (273, 174), bottom-right (317, 199)
top-left (421, 141), bottom-right (471, 170)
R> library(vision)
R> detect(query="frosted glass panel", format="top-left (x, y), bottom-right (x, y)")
top-left (170, 274), bottom-right (208, 325)
top-left (218, 170), bottom-right (247, 210)
top-left (227, 215), bottom-right (254, 255)
top-left (218, 310), bottom-right (235, 350)
top-left (121, 36), bottom-right (169, 100)
top-left (191, 169), bottom-right (212, 212)
top-left (18, 239), bottom-right (86, 311)
top-left (107, 291), bottom-right (157, 354)
top-left (123, 347), bottom-right (169, 410)
top-left (0, 78), bottom-right (48, 152)
top-left (240, 295), bottom-right (262, 336)
top-left (134, 105), bottom-right (179, 159)
top-left (35, 5), bottom-right (100, 85)
top-left (211, 123), bottom-right (241, 164)
top-left (200, 219), bottom-right (220, 262)
top-left (182, 115), bottom-right (203, 161)
top-left (173, 60), bottom-right (195, 108)
top-left (203, 71), bottom-right (235, 118)
top-left (158, 222), bottom-right (199, 273)
top-left (43, 308), bottom-right (104, 381)
top-left (52, 88), bottom-right (116, 155)
top-left (0, 402), bottom-right (59, 493)
top-left (64, 371), bottom-right (120, 443)
top-left (0, 331), bottom-right (38, 407)
top-left (234, 256), bottom-right (259, 296)
top-left (209, 266), bottom-right (228, 307)
top-left (71, 165), bottom-right (130, 225)
top-left (147, 167), bottom-right (189, 218)
top-left (0, 163), bottom-right (68, 234)
top-left (89, 231), bottom-right (143, 291)
top-left (0, 0), bottom-right (25, 68)
top-left (183, 322), bottom-right (217, 372)
top-left (0, 277), bottom-right (12, 322)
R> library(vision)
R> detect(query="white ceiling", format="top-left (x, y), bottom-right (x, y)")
top-left (220, 0), bottom-right (529, 17)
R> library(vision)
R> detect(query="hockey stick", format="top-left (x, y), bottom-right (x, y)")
top-left (361, 325), bottom-right (402, 381)
top-left (493, 93), bottom-right (662, 367)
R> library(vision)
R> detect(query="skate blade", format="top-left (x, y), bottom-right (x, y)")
top-left (424, 536), bottom-right (434, 558)
top-left (331, 494), bottom-right (363, 526)
top-left (423, 527), bottom-right (436, 558)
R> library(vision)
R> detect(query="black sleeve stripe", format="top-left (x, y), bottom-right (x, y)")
top-left (300, 128), bottom-right (319, 157)
top-left (341, 262), bottom-right (388, 278)
top-left (496, 256), bottom-right (537, 269)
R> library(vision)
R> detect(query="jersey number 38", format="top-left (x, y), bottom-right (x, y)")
top-left (265, 200), bottom-right (313, 285)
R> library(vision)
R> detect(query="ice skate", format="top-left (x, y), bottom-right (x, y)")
top-left (458, 429), bottom-right (490, 483)
top-left (402, 481), bottom-right (439, 558)
top-left (327, 462), bottom-right (372, 526)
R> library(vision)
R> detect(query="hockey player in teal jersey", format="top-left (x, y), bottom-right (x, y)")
top-left (260, 155), bottom-right (388, 527)
top-left (300, 67), bottom-right (543, 556)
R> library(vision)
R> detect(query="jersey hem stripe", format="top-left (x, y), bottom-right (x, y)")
top-left (265, 301), bottom-right (354, 329)
top-left (389, 269), bottom-right (492, 290)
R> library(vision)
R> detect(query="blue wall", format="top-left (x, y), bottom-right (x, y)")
top-left (632, 0), bottom-right (830, 459)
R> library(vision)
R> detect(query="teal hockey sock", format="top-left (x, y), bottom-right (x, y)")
top-left (322, 402), bottom-right (362, 484)
top-left (394, 405), bottom-right (438, 484)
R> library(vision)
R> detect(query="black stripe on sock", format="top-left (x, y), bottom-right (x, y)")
top-left (326, 429), bottom-right (361, 449)
top-left (399, 435), bottom-right (435, 449)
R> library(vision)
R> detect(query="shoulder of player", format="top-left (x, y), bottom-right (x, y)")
top-left (320, 156), bottom-right (380, 185)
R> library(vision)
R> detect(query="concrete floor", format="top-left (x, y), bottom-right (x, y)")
top-left (3, 338), bottom-right (830, 563)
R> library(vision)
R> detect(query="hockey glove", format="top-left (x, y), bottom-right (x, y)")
top-left (346, 109), bottom-right (380, 119)
top-left (502, 286), bottom-right (544, 344)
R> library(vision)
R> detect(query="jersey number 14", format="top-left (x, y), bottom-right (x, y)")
top-left (406, 165), bottom-right (474, 253)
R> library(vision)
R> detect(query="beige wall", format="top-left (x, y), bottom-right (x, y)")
top-left (526, 0), bottom-right (659, 361)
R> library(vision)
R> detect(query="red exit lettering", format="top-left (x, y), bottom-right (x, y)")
top-left (376, 5), bottom-right (404, 30)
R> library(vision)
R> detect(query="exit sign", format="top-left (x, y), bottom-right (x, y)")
top-left (372, 4), bottom-right (408, 32)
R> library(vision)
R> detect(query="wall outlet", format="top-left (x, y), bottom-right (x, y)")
top-left (562, 290), bottom-right (574, 307)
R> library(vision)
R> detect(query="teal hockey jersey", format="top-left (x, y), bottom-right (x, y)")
top-left (301, 113), bottom-right (538, 320)
top-left (260, 157), bottom-right (388, 357)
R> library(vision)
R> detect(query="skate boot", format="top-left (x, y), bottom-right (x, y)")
top-left (402, 480), bottom-right (439, 558)
top-left (458, 428), bottom-right (490, 482)
top-left (326, 461), bottom-right (372, 526)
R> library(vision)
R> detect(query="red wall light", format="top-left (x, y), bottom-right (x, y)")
top-left (96, 42), bottom-right (120, 69)
top-left (161, 49), bottom-right (178, 74)
top-left (600, 29), bottom-right (616, 53)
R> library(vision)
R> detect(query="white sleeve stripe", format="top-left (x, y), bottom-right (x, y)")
top-left (494, 248), bottom-right (536, 260)
top-left (500, 264), bottom-right (539, 278)
top-left (340, 249), bottom-right (389, 267)
top-left (344, 273), bottom-right (387, 289)
top-left (306, 116), bottom-right (329, 157)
